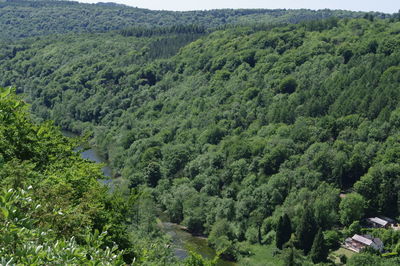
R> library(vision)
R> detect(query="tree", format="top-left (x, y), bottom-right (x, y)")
top-left (278, 76), bottom-right (297, 94)
top-left (0, 89), bottom-right (131, 263)
top-left (348, 221), bottom-right (361, 236)
top-left (276, 213), bottom-right (292, 249)
top-left (144, 162), bottom-right (162, 187)
top-left (208, 219), bottom-right (237, 261)
top-left (249, 208), bottom-right (266, 244)
top-left (324, 230), bottom-right (340, 250)
top-left (282, 238), bottom-right (302, 266)
top-left (347, 253), bottom-right (381, 266)
top-left (163, 144), bottom-right (191, 176)
top-left (339, 254), bottom-right (347, 264)
top-left (202, 126), bottom-right (225, 145)
top-left (310, 228), bottom-right (328, 263)
top-left (339, 46), bottom-right (353, 64)
top-left (296, 206), bottom-right (317, 254)
top-left (339, 193), bottom-right (365, 226)
top-left (284, 246), bottom-right (296, 266)
top-left (184, 251), bottom-right (218, 266)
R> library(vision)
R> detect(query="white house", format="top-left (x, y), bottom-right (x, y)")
top-left (344, 234), bottom-right (384, 253)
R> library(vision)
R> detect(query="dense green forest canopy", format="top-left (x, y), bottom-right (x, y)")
top-left (0, 0), bottom-right (384, 40)
top-left (2, 16), bottom-right (400, 264)
top-left (0, 87), bottom-right (129, 263)
top-left (0, 89), bottom-right (214, 265)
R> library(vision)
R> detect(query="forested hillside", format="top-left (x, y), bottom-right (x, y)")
top-left (0, 88), bottom-right (219, 265)
top-left (0, 87), bottom-right (129, 263)
top-left (2, 14), bottom-right (400, 264)
top-left (0, 0), bottom-right (377, 40)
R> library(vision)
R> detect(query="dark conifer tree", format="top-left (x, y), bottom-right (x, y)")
top-left (276, 213), bottom-right (292, 249)
top-left (296, 206), bottom-right (317, 254)
top-left (310, 228), bottom-right (328, 263)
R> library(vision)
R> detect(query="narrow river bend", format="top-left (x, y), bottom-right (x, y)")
top-left (63, 130), bottom-right (235, 265)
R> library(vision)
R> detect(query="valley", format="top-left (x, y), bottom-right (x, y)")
top-left (1, 1), bottom-right (400, 265)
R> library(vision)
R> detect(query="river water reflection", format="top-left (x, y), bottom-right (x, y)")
top-left (62, 130), bottom-right (112, 178)
top-left (80, 148), bottom-right (112, 178)
top-left (161, 221), bottom-right (236, 266)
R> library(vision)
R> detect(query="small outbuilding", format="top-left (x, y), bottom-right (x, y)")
top-left (367, 217), bottom-right (390, 228)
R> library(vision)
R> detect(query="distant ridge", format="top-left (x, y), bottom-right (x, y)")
top-left (0, 0), bottom-right (386, 40)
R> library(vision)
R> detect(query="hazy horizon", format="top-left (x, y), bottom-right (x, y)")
top-left (77, 0), bottom-right (398, 13)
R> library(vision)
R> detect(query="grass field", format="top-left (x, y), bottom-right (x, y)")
top-left (330, 247), bottom-right (356, 265)
top-left (238, 244), bottom-right (284, 266)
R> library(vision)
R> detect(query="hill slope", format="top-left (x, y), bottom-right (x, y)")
top-left (0, 0), bottom-right (376, 39)
top-left (2, 15), bottom-right (400, 264)
top-left (0, 88), bottom-right (128, 263)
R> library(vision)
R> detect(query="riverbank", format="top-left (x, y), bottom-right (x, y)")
top-left (62, 130), bottom-right (235, 264)
top-left (157, 218), bottom-right (236, 266)
top-left (61, 130), bottom-right (113, 177)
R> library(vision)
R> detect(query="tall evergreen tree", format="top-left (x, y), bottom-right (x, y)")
top-left (310, 228), bottom-right (328, 263)
top-left (296, 206), bottom-right (317, 254)
top-left (145, 162), bottom-right (162, 187)
top-left (276, 213), bottom-right (292, 249)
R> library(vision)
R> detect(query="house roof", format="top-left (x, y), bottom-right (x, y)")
top-left (379, 216), bottom-right (395, 223)
top-left (352, 234), bottom-right (373, 246)
top-left (368, 217), bottom-right (388, 226)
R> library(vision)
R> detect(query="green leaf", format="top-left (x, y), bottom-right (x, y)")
top-left (1, 207), bottom-right (9, 219)
top-left (0, 87), bottom-right (11, 99)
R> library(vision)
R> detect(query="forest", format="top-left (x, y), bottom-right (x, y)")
top-left (1, 0), bottom-right (400, 265)
top-left (0, 87), bottom-right (218, 264)
top-left (0, 0), bottom-right (381, 39)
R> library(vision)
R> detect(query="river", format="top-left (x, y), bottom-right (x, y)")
top-left (62, 130), bottom-right (112, 179)
top-left (160, 221), bottom-right (236, 266)
top-left (62, 130), bottom-right (235, 265)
